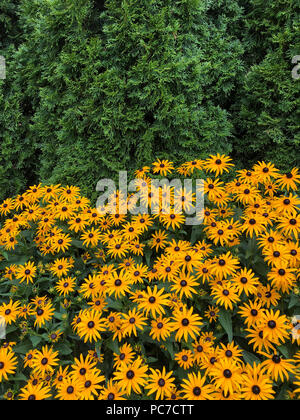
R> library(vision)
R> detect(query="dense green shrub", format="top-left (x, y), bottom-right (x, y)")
top-left (231, 0), bottom-right (300, 170)
top-left (0, 0), bottom-right (299, 202)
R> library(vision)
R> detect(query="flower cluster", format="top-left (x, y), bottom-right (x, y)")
top-left (0, 156), bottom-right (299, 400)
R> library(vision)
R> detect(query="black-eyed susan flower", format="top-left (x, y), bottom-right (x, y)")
top-left (16, 261), bottom-right (37, 284)
top-left (274, 193), bottom-right (300, 216)
top-left (137, 285), bottom-right (170, 318)
top-left (121, 222), bottom-right (143, 241)
top-left (286, 241), bottom-right (300, 267)
top-left (260, 352), bottom-right (296, 382)
top-left (98, 379), bottom-right (126, 400)
top-left (78, 369), bottom-right (105, 400)
top-left (180, 372), bottom-right (214, 400)
top-left (0, 299), bottom-right (20, 325)
top-left (170, 270), bottom-right (199, 299)
top-left (170, 305), bottom-right (203, 342)
top-left (52, 367), bottom-right (69, 388)
top-left (88, 295), bottom-right (107, 312)
top-left (71, 354), bottom-right (97, 379)
top-left (121, 308), bottom-right (147, 338)
top-left (156, 255), bottom-right (181, 282)
top-left (0, 348), bottom-right (17, 382)
top-left (149, 229), bottom-right (168, 252)
top-left (159, 211), bottom-right (185, 230)
top-left (23, 350), bottom-right (37, 369)
top-left (252, 161), bottom-right (279, 182)
top-left (195, 261), bottom-right (214, 284)
top-left (207, 221), bottom-right (233, 246)
top-left (68, 214), bottom-right (89, 233)
top-left (267, 265), bottom-right (297, 293)
top-left (81, 228), bottom-right (102, 248)
top-left (278, 212), bottom-right (300, 237)
top-left (145, 367), bottom-right (175, 400)
top-left (293, 376), bottom-right (300, 395)
top-left (203, 178), bottom-right (225, 201)
top-left (235, 184), bottom-right (260, 205)
top-left (0, 198), bottom-right (15, 216)
top-left (51, 233), bottom-right (72, 253)
top-left (129, 263), bottom-right (148, 284)
top-left (76, 310), bottom-right (106, 343)
top-left (260, 310), bottom-right (290, 345)
top-left (177, 249), bottom-right (202, 272)
top-left (255, 284), bottom-right (281, 308)
top-left (128, 240), bottom-right (145, 256)
top-left (48, 330), bottom-right (63, 343)
top-left (55, 277), bottom-right (76, 296)
top-left (113, 343), bottom-right (135, 369)
top-left (79, 274), bottom-right (101, 300)
top-left (210, 252), bottom-right (240, 279)
top-left (181, 159), bottom-right (204, 174)
top-left (240, 363), bottom-right (275, 400)
top-left (55, 377), bottom-right (83, 400)
top-left (231, 268), bottom-right (260, 296)
top-left (175, 350), bottom-right (194, 369)
top-left (242, 214), bottom-right (268, 237)
top-left (263, 244), bottom-right (291, 267)
top-left (211, 283), bottom-right (240, 310)
top-left (217, 342), bottom-right (243, 361)
top-left (152, 159), bottom-right (174, 176)
top-left (150, 316), bottom-right (172, 342)
top-left (210, 358), bottom-right (243, 395)
top-left (238, 300), bottom-right (264, 328)
top-left (192, 338), bottom-right (213, 364)
top-left (276, 168), bottom-right (300, 191)
top-left (31, 301), bottom-right (55, 328)
top-left (204, 154), bottom-right (234, 176)
top-left (113, 357), bottom-right (148, 396)
top-left (106, 270), bottom-right (132, 298)
top-left (19, 382), bottom-right (52, 400)
top-left (31, 346), bottom-right (59, 375)
top-left (245, 324), bottom-right (276, 354)
top-left (107, 238), bottom-right (130, 259)
top-left (4, 389), bottom-right (15, 400)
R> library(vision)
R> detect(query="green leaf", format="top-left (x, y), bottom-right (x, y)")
top-left (71, 239), bottom-right (86, 249)
top-left (144, 249), bottom-right (152, 267)
top-left (55, 343), bottom-right (73, 356)
top-left (105, 298), bottom-right (123, 311)
top-left (30, 335), bottom-right (42, 347)
top-left (147, 357), bottom-right (158, 364)
top-left (219, 309), bottom-right (233, 342)
top-left (165, 342), bottom-right (175, 359)
top-left (54, 312), bottom-right (64, 321)
top-left (288, 295), bottom-right (299, 309)
top-left (276, 383), bottom-right (289, 400)
top-left (105, 339), bottom-right (120, 354)
top-left (13, 342), bottom-right (32, 355)
top-left (278, 345), bottom-right (290, 359)
top-left (10, 373), bottom-right (27, 382)
top-left (242, 350), bottom-right (261, 366)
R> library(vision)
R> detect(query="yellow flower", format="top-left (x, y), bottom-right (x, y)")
top-left (170, 305), bottom-right (203, 342)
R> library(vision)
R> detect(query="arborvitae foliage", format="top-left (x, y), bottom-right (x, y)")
top-left (0, 1), bottom-right (20, 49)
top-left (0, 0), bottom-right (96, 199)
top-left (231, 0), bottom-right (300, 170)
top-left (0, 0), bottom-right (299, 200)
top-left (0, 1), bottom-right (27, 198)
top-left (45, 0), bottom-right (244, 198)
top-left (0, 0), bottom-right (245, 200)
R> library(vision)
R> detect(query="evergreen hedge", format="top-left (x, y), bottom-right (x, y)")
top-left (0, 0), bottom-right (299, 201)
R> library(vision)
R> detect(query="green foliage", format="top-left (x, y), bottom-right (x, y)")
top-left (0, 0), bottom-right (244, 201)
top-left (231, 0), bottom-right (300, 170)
top-left (0, 0), bottom-right (299, 201)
